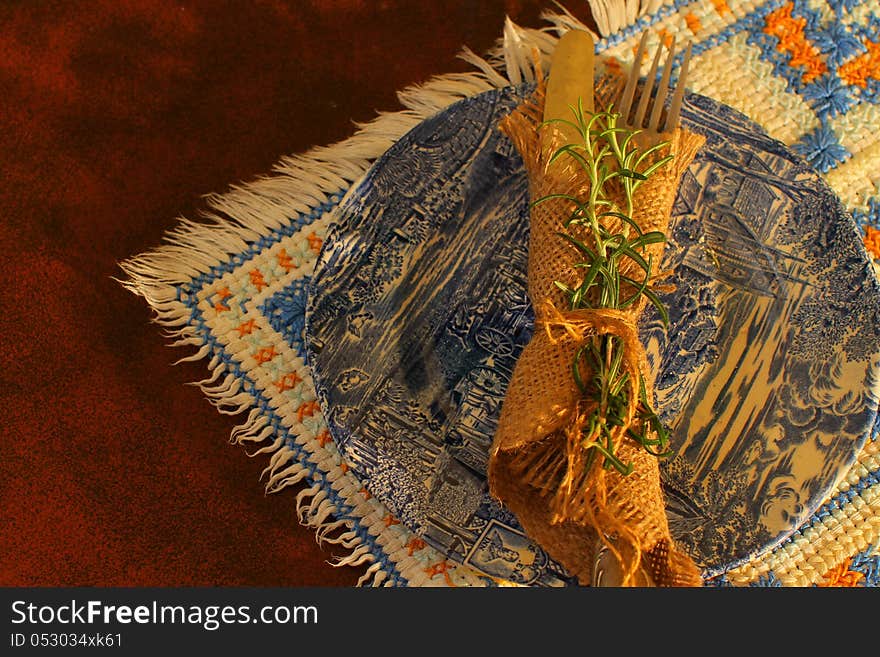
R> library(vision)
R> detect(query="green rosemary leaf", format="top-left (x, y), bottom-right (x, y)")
top-left (556, 231), bottom-right (599, 261)
top-left (598, 210), bottom-right (645, 237)
top-left (597, 126), bottom-right (631, 137)
top-left (634, 140), bottom-right (672, 167)
top-left (607, 340), bottom-right (624, 382)
top-left (637, 373), bottom-right (650, 403)
top-left (617, 168), bottom-right (648, 180)
top-left (553, 279), bottom-right (574, 295)
top-left (535, 103), bottom-right (677, 475)
top-left (628, 230), bottom-right (666, 250)
top-left (570, 284), bottom-right (584, 309)
top-left (573, 346), bottom-right (589, 393)
top-left (606, 414), bottom-right (625, 427)
top-left (619, 130), bottom-right (641, 156)
top-left (609, 376), bottom-right (629, 398)
top-left (613, 243), bottom-right (650, 275)
top-left (530, 192), bottom-right (582, 208)
top-left (639, 154), bottom-right (675, 179)
top-left (593, 442), bottom-right (633, 475)
top-left (583, 446), bottom-right (598, 474)
top-left (638, 283), bottom-right (670, 328)
top-left (574, 98), bottom-right (588, 133)
top-left (548, 144), bottom-right (591, 171)
top-left (539, 117), bottom-right (584, 134)
top-left (583, 110), bottom-right (608, 136)
top-left (598, 262), bottom-right (619, 307)
top-left (618, 271), bottom-right (651, 309)
top-left (575, 257), bottom-right (605, 299)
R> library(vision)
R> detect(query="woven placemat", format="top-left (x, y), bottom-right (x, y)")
top-left (122, 0), bottom-right (880, 586)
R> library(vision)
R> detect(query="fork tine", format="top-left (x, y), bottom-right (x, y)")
top-left (648, 36), bottom-right (675, 133)
top-left (664, 41), bottom-right (692, 132)
top-left (632, 38), bottom-right (664, 129)
top-left (617, 31), bottom-right (649, 123)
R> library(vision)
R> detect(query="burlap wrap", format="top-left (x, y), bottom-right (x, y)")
top-left (489, 75), bottom-right (706, 586)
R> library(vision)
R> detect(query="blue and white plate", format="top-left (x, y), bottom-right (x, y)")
top-left (304, 84), bottom-right (880, 582)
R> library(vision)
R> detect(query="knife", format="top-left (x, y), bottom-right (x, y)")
top-left (542, 29), bottom-right (595, 151)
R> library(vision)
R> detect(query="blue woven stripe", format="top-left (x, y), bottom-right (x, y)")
top-left (812, 466), bottom-right (880, 522)
top-left (850, 544), bottom-right (880, 586)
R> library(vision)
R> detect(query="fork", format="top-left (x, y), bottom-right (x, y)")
top-left (614, 31), bottom-right (693, 141)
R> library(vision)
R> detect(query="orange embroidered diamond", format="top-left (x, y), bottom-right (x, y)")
top-left (296, 400), bottom-right (320, 422)
top-left (864, 225), bottom-right (880, 261)
top-left (213, 287), bottom-right (232, 312)
top-left (307, 232), bottom-right (323, 254)
top-left (254, 346), bottom-right (276, 364)
top-left (604, 57), bottom-right (622, 75)
top-left (407, 537), bottom-right (426, 556)
top-left (838, 39), bottom-right (880, 89)
top-left (711, 0), bottom-right (731, 16)
top-left (764, 3), bottom-right (827, 84)
top-left (249, 269), bottom-right (267, 291)
top-left (425, 561), bottom-right (456, 586)
top-left (819, 559), bottom-right (865, 587)
top-left (277, 249), bottom-right (296, 273)
top-left (685, 13), bottom-right (702, 35)
top-left (274, 372), bottom-right (302, 393)
top-left (316, 429), bottom-right (332, 447)
top-left (236, 318), bottom-right (257, 337)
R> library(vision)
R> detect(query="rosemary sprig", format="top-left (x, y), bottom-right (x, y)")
top-left (534, 101), bottom-right (674, 476)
